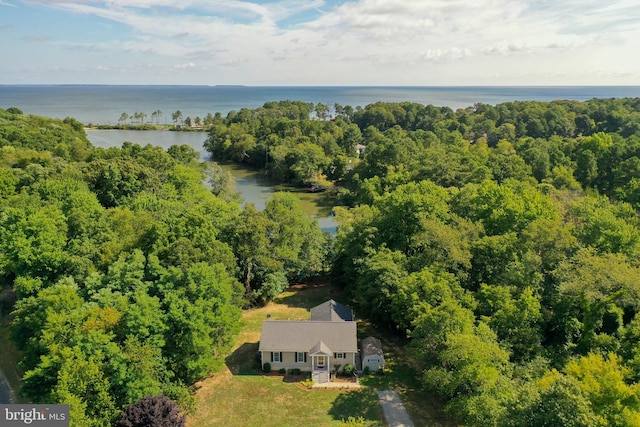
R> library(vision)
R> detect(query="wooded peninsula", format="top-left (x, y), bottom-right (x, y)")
top-left (2, 96), bottom-right (640, 426)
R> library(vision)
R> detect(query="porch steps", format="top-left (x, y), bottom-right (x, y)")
top-left (312, 370), bottom-right (330, 384)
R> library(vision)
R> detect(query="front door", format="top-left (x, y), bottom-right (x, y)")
top-left (317, 356), bottom-right (326, 369)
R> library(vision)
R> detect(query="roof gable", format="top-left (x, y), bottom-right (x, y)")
top-left (310, 299), bottom-right (354, 322)
top-left (309, 341), bottom-right (332, 355)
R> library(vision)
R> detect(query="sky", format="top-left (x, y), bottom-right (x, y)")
top-left (1, 0), bottom-right (639, 86)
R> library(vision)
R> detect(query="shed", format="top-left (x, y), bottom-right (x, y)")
top-left (361, 336), bottom-right (385, 372)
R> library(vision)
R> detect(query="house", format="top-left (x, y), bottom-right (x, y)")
top-left (361, 336), bottom-right (385, 372)
top-left (355, 144), bottom-right (367, 157)
top-left (258, 300), bottom-right (357, 383)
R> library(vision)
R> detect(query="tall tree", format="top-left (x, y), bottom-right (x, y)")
top-left (171, 111), bottom-right (183, 125)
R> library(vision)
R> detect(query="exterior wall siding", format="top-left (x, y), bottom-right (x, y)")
top-left (261, 351), bottom-right (357, 371)
top-left (362, 356), bottom-right (385, 371)
top-left (262, 351), bottom-right (312, 371)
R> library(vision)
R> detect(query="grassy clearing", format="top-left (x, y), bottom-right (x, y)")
top-left (187, 281), bottom-right (451, 427)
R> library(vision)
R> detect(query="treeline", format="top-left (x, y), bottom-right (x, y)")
top-left (0, 108), bottom-right (328, 426)
top-left (204, 98), bottom-right (640, 211)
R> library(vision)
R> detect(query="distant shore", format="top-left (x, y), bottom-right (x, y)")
top-left (84, 124), bottom-right (207, 132)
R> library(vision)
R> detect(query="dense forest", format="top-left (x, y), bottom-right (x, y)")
top-left (2, 95), bottom-right (640, 426)
top-left (0, 107), bottom-right (327, 426)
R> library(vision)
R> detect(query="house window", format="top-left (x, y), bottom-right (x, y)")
top-left (334, 352), bottom-right (346, 359)
top-left (271, 352), bottom-right (282, 363)
top-left (296, 352), bottom-right (307, 363)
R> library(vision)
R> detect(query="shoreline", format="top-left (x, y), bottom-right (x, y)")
top-left (84, 124), bottom-right (207, 132)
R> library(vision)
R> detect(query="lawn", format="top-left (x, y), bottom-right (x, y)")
top-left (187, 281), bottom-right (452, 427)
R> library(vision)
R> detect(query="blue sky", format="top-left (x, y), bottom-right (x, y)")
top-left (1, 0), bottom-right (639, 85)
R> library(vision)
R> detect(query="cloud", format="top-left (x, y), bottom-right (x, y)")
top-left (23, 35), bottom-right (50, 42)
top-left (16, 0), bottom-right (640, 84)
top-left (0, 1), bottom-right (16, 6)
top-left (173, 61), bottom-right (195, 70)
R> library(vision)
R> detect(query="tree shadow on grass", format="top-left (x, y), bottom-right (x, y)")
top-left (328, 387), bottom-right (383, 425)
top-left (225, 342), bottom-right (260, 375)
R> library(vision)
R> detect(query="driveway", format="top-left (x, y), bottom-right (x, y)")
top-left (0, 370), bottom-right (14, 404)
top-left (378, 390), bottom-right (414, 427)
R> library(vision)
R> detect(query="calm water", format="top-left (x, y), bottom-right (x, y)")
top-left (87, 129), bottom-right (337, 232)
top-left (3, 85), bottom-right (640, 125)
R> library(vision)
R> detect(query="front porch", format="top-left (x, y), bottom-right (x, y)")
top-left (309, 341), bottom-right (331, 383)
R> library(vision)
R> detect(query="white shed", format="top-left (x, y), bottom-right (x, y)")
top-left (361, 336), bottom-right (385, 372)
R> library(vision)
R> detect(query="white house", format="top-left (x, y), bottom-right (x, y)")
top-left (258, 300), bottom-right (357, 383)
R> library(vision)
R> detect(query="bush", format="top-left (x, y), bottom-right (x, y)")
top-left (300, 379), bottom-right (314, 389)
top-left (292, 368), bottom-right (301, 376)
top-left (117, 395), bottom-right (185, 427)
top-left (340, 416), bottom-right (366, 426)
top-left (362, 366), bottom-right (371, 376)
top-left (342, 364), bottom-right (355, 376)
top-left (278, 368), bottom-right (286, 374)
top-left (263, 362), bottom-right (271, 373)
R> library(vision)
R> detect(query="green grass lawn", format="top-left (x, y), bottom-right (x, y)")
top-left (187, 281), bottom-right (452, 427)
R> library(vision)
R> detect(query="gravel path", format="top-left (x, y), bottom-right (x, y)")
top-left (378, 390), bottom-right (414, 427)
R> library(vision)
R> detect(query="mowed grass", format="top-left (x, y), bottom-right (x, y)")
top-left (187, 281), bottom-right (451, 427)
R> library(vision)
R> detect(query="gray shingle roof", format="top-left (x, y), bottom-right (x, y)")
top-left (361, 336), bottom-right (383, 357)
top-left (310, 299), bottom-right (354, 322)
top-left (259, 320), bottom-right (357, 353)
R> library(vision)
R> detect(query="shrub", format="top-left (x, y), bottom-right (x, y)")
top-left (263, 362), bottom-right (271, 373)
top-left (292, 368), bottom-right (301, 376)
top-left (278, 368), bottom-right (286, 374)
top-left (362, 366), bottom-right (371, 376)
top-left (300, 379), bottom-right (314, 389)
top-left (342, 364), bottom-right (355, 376)
top-left (340, 416), bottom-right (366, 426)
top-left (117, 395), bottom-right (185, 427)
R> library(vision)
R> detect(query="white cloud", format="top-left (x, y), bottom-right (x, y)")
top-left (15, 0), bottom-right (640, 84)
top-left (174, 61), bottom-right (195, 69)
